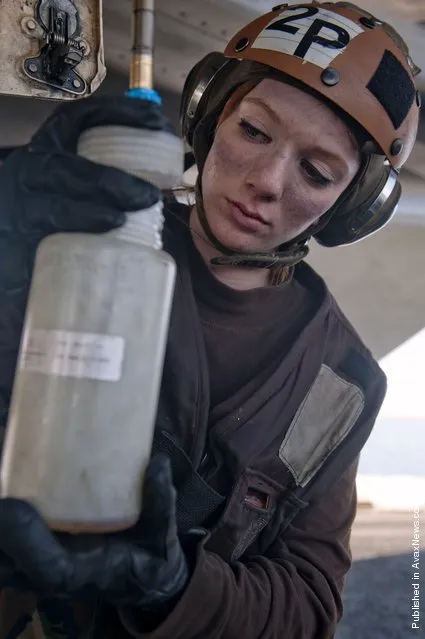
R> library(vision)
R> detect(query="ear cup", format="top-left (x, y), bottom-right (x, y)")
top-left (315, 157), bottom-right (401, 247)
top-left (180, 52), bottom-right (233, 147)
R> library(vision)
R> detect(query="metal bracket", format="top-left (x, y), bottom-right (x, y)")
top-left (23, 0), bottom-right (87, 95)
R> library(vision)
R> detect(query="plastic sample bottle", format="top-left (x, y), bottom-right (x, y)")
top-left (0, 126), bottom-right (183, 532)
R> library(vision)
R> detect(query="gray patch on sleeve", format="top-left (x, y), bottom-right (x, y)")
top-left (279, 364), bottom-right (365, 487)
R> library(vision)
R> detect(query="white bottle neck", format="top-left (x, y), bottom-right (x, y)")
top-left (109, 201), bottom-right (164, 250)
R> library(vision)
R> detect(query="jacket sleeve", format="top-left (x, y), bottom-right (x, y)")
top-left (120, 458), bottom-right (359, 639)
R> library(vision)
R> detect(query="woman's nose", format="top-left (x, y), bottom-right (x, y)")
top-left (244, 151), bottom-right (292, 201)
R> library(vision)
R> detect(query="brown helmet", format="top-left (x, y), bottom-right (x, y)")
top-left (180, 2), bottom-right (421, 265)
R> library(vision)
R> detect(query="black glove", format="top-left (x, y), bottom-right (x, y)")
top-left (0, 454), bottom-right (190, 611)
top-left (0, 95), bottom-right (175, 429)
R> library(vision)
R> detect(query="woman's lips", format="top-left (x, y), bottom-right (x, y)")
top-left (226, 199), bottom-right (269, 231)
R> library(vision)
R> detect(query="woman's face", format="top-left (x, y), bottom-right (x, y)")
top-left (200, 79), bottom-right (361, 254)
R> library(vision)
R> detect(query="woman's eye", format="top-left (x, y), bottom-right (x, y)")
top-left (301, 160), bottom-right (332, 187)
top-left (239, 119), bottom-right (270, 143)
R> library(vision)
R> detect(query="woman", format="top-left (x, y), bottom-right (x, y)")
top-left (0, 2), bottom-right (420, 638)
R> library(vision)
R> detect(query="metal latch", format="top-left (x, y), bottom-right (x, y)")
top-left (23, 0), bottom-right (87, 95)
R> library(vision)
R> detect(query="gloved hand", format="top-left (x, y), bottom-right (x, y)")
top-left (0, 454), bottom-right (190, 611)
top-left (0, 95), bottom-right (174, 430)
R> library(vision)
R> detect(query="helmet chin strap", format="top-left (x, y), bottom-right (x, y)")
top-left (194, 180), bottom-right (310, 269)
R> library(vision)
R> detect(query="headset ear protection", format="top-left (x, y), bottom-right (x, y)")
top-left (180, 52), bottom-right (237, 148)
top-left (314, 157), bottom-right (401, 247)
top-left (180, 53), bottom-right (402, 248)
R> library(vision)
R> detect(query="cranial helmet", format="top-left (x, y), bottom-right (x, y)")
top-left (180, 2), bottom-right (422, 268)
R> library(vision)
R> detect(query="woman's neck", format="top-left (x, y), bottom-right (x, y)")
top-left (189, 206), bottom-right (269, 291)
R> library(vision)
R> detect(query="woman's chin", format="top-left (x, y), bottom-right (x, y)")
top-left (212, 224), bottom-right (265, 254)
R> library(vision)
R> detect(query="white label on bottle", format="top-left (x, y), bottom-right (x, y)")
top-left (20, 329), bottom-right (125, 382)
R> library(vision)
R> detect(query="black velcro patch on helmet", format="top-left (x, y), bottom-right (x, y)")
top-left (367, 49), bottom-right (415, 129)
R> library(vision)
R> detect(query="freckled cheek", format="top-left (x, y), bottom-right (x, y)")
top-left (279, 188), bottom-right (329, 231)
top-left (211, 133), bottom-right (255, 178)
